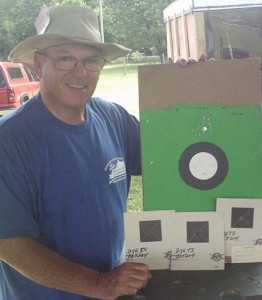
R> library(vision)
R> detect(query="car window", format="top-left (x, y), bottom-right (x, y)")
top-left (7, 67), bottom-right (24, 80)
top-left (31, 71), bottom-right (39, 81)
top-left (23, 67), bottom-right (33, 81)
top-left (24, 66), bottom-right (39, 82)
top-left (0, 70), bottom-right (7, 88)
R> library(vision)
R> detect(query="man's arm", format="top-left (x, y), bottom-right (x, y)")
top-left (0, 237), bottom-right (151, 299)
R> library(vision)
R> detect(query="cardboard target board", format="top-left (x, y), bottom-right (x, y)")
top-left (139, 59), bottom-right (262, 212)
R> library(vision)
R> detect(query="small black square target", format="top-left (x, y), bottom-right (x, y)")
top-left (187, 221), bottom-right (209, 243)
top-left (231, 207), bottom-right (254, 228)
top-left (139, 220), bottom-right (162, 242)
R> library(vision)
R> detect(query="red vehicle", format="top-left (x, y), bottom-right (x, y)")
top-left (0, 62), bottom-right (39, 109)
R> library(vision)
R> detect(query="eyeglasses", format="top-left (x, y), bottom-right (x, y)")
top-left (39, 52), bottom-right (105, 72)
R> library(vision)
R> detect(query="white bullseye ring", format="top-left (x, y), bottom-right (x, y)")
top-left (189, 152), bottom-right (218, 180)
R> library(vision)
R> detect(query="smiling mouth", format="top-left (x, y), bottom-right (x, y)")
top-left (66, 83), bottom-right (87, 89)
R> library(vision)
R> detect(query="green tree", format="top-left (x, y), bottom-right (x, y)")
top-left (52, 0), bottom-right (100, 12)
top-left (51, 0), bottom-right (86, 6)
top-left (103, 0), bottom-right (173, 56)
top-left (0, 0), bottom-right (173, 60)
top-left (0, 0), bottom-right (51, 59)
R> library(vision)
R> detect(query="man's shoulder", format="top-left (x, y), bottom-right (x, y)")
top-left (90, 97), bottom-right (121, 111)
top-left (0, 94), bottom-right (39, 130)
top-left (89, 97), bottom-right (140, 141)
top-left (89, 97), bottom-right (134, 121)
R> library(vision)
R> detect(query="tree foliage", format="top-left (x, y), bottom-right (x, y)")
top-left (0, 0), bottom-right (51, 60)
top-left (103, 0), bottom-right (173, 55)
top-left (0, 0), bottom-right (173, 60)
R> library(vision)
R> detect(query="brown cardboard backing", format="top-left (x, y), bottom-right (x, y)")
top-left (139, 59), bottom-right (261, 110)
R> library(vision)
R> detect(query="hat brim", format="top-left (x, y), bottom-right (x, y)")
top-left (8, 34), bottom-right (131, 69)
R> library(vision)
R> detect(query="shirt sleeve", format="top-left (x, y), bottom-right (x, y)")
top-left (110, 101), bottom-right (142, 176)
top-left (0, 126), bottom-right (40, 240)
top-left (91, 98), bottom-right (142, 177)
top-left (125, 113), bottom-right (141, 176)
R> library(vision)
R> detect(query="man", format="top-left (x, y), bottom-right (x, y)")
top-left (0, 5), bottom-right (151, 300)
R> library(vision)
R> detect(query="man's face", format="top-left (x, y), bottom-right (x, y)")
top-left (35, 43), bottom-right (103, 118)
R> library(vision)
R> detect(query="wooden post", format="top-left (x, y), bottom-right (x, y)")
top-left (172, 13), bottom-right (180, 59)
top-left (166, 16), bottom-right (174, 60)
top-left (181, 9), bottom-right (189, 59)
top-left (195, 12), bottom-right (206, 59)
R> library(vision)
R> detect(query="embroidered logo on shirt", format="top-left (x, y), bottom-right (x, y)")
top-left (105, 158), bottom-right (127, 184)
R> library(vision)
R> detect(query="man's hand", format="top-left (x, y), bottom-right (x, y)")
top-left (0, 238), bottom-right (151, 299)
top-left (96, 262), bottom-right (152, 300)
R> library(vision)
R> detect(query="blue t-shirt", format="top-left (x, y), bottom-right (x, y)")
top-left (0, 94), bottom-right (141, 299)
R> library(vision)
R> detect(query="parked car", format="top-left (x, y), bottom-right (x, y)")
top-left (0, 62), bottom-right (39, 109)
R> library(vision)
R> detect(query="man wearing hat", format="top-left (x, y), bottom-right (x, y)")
top-left (0, 5), bottom-right (151, 300)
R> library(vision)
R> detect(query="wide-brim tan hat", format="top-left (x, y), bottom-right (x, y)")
top-left (9, 5), bottom-right (131, 69)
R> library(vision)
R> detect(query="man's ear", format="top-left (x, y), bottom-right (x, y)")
top-left (34, 52), bottom-right (43, 79)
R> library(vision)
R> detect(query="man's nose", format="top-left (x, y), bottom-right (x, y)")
top-left (72, 60), bottom-right (87, 76)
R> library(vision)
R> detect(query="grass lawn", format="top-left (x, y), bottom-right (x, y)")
top-left (94, 63), bottom-right (140, 118)
top-left (0, 109), bottom-right (14, 117)
top-left (128, 176), bottom-right (143, 212)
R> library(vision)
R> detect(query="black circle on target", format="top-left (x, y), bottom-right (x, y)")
top-left (179, 142), bottom-right (228, 190)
